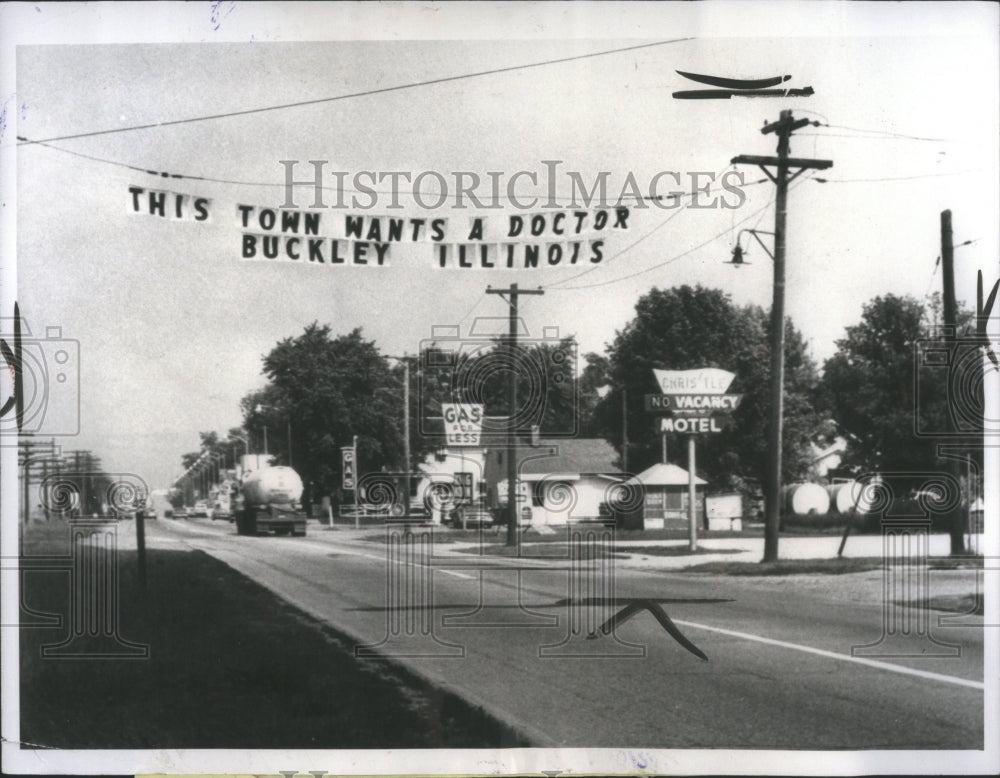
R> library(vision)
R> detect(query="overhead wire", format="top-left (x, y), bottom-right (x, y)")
top-left (542, 174), bottom-right (769, 290)
top-left (818, 123), bottom-right (955, 143)
top-left (14, 38), bottom-right (694, 146)
top-left (813, 170), bottom-right (977, 184)
top-left (18, 133), bottom-right (764, 208)
top-left (548, 175), bottom-right (812, 292)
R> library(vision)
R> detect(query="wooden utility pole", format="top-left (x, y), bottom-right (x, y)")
top-left (622, 386), bottom-right (629, 473)
top-left (940, 209), bottom-right (967, 555)
top-left (733, 110), bottom-right (832, 563)
top-left (403, 357), bottom-right (411, 517)
top-left (486, 283), bottom-right (544, 547)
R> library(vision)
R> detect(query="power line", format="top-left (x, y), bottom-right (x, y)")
top-left (456, 294), bottom-right (485, 327)
top-left (813, 169), bottom-right (976, 184)
top-left (816, 123), bottom-right (954, 143)
top-left (543, 175), bottom-right (769, 290)
top-left (548, 175), bottom-right (810, 292)
top-left (20, 132), bottom-right (761, 207)
top-left (15, 38), bottom-right (694, 146)
top-left (796, 132), bottom-right (953, 142)
top-left (924, 255), bottom-right (942, 298)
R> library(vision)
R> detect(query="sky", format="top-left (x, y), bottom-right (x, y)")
top-left (3, 2), bottom-right (998, 492)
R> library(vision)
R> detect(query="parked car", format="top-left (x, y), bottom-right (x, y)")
top-left (448, 505), bottom-right (496, 528)
top-left (192, 500), bottom-right (212, 518)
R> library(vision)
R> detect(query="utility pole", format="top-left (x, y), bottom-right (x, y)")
top-left (733, 110), bottom-right (832, 563)
top-left (940, 209), bottom-right (966, 555)
top-left (402, 357), bottom-right (411, 517)
top-left (486, 283), bottom-right (544, 547)
top-left (386, 355), bottom-right (413, 517)
top-left (20, 437), bottom-right (55, 524)
top-left (622, 386), bottom-right (629, 473)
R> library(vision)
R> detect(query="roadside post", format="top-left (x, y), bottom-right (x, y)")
top-left (135, 504), bottom-right (147, 591)
top-left (646, 368), bottom-right (742, 551)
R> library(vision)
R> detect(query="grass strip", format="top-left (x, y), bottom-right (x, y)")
top-left (19, 524), bottom-right (528, 749)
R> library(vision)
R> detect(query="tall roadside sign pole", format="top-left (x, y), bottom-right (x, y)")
top-left (732, 110), bottom-right (832, 563)
top-left (486, 284), bottom-right (544, 547)
top-left (687, 435), bottom-right (697, 550)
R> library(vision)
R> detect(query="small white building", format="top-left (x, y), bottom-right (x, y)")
top-left (484, 437), bottom-right (623, 526)
top-left (629, 463), bottom-right (706, 531)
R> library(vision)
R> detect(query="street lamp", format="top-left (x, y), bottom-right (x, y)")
top-left (230, 433), bottom-right (248, 469)
top-left (727, 229), bottom-right (775, 267)
top-left (252, 404), bottom-right (271, 457)
top-left (254, 404), bottom-right (291, 464)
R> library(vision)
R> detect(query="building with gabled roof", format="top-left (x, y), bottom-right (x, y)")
top-left (483, 435), bottom-right (624, 525)
top-left (629, 462), bottom-right (707, 530)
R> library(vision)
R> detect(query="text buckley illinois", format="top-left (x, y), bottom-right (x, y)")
top-left (240, 234), bottom-right (606, 266)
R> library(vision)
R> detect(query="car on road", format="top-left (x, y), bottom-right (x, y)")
top-left (448, 505), bottom-right (496, 528)
top-left (192, 500), bottom-right (212, 519)
top-left (172, 505), bottom-right (190, 519)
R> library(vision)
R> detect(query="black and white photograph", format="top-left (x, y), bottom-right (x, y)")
top-left (1, 2), bottom-right (997, 775)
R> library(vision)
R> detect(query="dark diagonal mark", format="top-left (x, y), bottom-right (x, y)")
top-left (0, 302), bottom-right (23, 428)
top-left (588, 599), bottom-right (709, 661)
top-left (346, 596), bottom-right (734, 613)
top-left (673, 87), bottom-right (815, 100)
top-left (676, 70), bottom-right (791, 89)
top-left (976, 270), bottom-right (1000, 369)
top-left (551, 597), bottom-right (733, 606)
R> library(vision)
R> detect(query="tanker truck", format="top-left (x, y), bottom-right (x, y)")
top-left (234, 465), bottom-right (307, 537)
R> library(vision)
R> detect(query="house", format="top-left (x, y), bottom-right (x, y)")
top-left (483, 436), bottom-right (623, 525)
top-left (629, 463), bottom-right (706, 531)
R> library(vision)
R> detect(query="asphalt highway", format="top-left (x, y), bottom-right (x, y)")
top-left (151, 517), bottom-right (985, 749)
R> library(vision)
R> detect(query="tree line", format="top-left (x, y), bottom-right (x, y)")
top-left (179, 285), bottom-right (983, 510)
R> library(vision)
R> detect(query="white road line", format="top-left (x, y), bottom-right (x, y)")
top-left (674, 619), bottom-right (984, 691)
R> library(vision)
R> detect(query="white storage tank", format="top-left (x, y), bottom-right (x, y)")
top-left (781, 483), bottom-right (830, 516)
top-left (824, 481), bottom-right (874, 514)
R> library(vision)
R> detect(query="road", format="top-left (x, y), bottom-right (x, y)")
top-left (147, 516), bottom-right (985, 749)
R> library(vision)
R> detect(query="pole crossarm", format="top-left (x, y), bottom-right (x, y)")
top-left (730, 154), bottom-right (833, 170)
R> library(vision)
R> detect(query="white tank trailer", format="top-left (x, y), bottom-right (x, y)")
top-left (235, 465), bottom-right (307, 536)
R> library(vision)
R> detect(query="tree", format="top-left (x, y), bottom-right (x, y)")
top-left (592, 285), bottom-right (822, 489)
top-left (416, 336), bottom-right (581, 444)
top-left (579, 352), bottom-right (612, 436)
top-left (246, 324), bottom-right (405, 506)
top-left (820, 294), bottom-right (982, 552)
